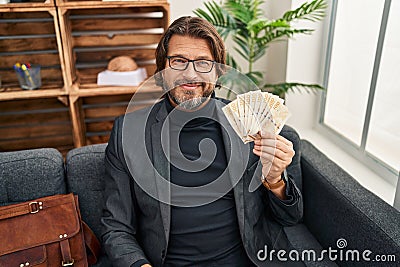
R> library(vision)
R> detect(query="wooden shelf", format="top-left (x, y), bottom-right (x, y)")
top-left (0, 0), bottom-right (55, 10)
top-left (55, 0), bottom-right (167, 8)
top-left (0, 87), bottom-right (66, 101)
top-left (72, 85), bottom-right (161, 98)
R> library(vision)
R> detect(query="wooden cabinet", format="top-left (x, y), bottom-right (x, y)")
top-left (0, 0), bottom-right (169, 153)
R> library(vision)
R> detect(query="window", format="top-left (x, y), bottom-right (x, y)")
top-left (320, 0), bottom-right (399, 185)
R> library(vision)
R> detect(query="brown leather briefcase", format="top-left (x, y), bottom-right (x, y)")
top-left (0, 193), bottom-right (100, 266)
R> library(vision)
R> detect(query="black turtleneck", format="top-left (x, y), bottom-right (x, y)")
top-left (163, 97), bottom-right (253, 266)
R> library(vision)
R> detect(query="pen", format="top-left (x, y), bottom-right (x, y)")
top-left (13, 63), bottom-right (24, 85)
top-left (13, 63), bottom-right (22, 73)
top-left (21, 64), bottom-right (35, 88)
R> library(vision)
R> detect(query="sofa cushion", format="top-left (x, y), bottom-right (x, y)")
top-left (284, 224), bottom-right (338, 266)
top-left (0, 148), bottom-right (66, 206)
top-left (66, 144), bottom-right (107, 239)
top-left (300, 140), bottom-right (400, 266)
top-left (66, 144), bottom-right (108, 267)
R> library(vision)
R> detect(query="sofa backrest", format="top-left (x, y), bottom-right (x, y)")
top-left (300, 140), bottom-right (400, 265)
top-left (65, 144), bottom-right (107, 240)
top-left (0, 148), bottom-right (66, 206)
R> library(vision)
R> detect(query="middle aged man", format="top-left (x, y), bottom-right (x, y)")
top-left (101, 16), bottom-right (303, 267)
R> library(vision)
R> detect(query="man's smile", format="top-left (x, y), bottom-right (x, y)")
top-left (180, 83), bottom-right (201, 90)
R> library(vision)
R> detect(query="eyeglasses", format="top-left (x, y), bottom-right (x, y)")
top-left (166, 56), bottom-right (215, 73)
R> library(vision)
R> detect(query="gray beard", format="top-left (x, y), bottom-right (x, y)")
top-left (169, 90), bottom-right (212, 110)
top-left (172, 96), bottom-right (203, 109)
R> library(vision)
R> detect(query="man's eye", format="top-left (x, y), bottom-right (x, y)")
top-left (197, 61), bottom-right (211, 66)
top-left (172, 58), bottom-right (187, 64)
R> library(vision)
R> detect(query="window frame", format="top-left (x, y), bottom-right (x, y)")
top-left (318, 0), bottom-right (398, 186)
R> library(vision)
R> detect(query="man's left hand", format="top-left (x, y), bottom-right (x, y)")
top-left (253, 131), bottom-right (295, 184)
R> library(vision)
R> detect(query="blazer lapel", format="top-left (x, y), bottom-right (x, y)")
top-left (150, 102), bottom-right (171, 244)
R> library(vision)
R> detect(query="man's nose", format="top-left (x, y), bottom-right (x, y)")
top-left (182, 62), bottom-right (198, 80)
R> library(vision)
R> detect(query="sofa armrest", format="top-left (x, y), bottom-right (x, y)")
top-left (300, 140), bottom-right (399, 266)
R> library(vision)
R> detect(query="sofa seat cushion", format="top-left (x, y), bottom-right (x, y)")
top-left (284, 224), bottom-right (338, 267)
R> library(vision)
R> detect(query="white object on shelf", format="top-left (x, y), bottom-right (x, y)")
top-left (97, 68), bottom-right (147, 86)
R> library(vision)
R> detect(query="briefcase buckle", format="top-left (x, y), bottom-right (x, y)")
top-left (29, 201), bottom-right (43, 214)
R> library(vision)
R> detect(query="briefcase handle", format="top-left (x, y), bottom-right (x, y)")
top-left (82, 221), bottom-right (101, 265)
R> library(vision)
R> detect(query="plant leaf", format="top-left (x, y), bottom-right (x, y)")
top-left (194, 0), bottom-right (237, 39)
top-left (257, 28), bottom-right (312, 46)
top-left (246, 72), bottom-right (262, 85)
top-left (226, 53), bottom-right (241, 71)
top-left (282, 0), bottom-right (327, 22)
top-left (263, 82), bottom-right (325, 96)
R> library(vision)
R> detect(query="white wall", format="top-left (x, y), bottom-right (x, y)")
top-left (263, 0), bottom-right (292, 84)
top-left (284, 0), bottom-right (328, 132)
top-left (169, 0), bottom-right (205, 21)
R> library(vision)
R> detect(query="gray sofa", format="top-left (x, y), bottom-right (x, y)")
top-left (0, 127), bottom-right (399, 267)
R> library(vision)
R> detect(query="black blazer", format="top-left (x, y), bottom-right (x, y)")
top-left (101, 97), bottom-right (303, 267)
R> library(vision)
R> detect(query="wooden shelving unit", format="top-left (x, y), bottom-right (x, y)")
top-left (0, 0), bottom-right (169, 152)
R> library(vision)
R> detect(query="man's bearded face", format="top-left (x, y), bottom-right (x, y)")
top-left (164, 35), bottom-right (217, 110)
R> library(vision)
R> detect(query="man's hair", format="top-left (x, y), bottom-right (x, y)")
top-left (155, 16), bottom-right (226, 74)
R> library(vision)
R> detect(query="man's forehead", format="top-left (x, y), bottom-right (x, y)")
top-left (168, 52), bottom-right (212, 59)
top-left (168, 35), bottom-right (213, 59)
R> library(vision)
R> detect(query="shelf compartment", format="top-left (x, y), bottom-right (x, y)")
top-left (0, 8), bottom-right (68, 95)
top-left (80, 91), bottom-right (161, 145)
top-left (58, 4), bottom-right (169, 91)
top-left (0, 97), bottom-right (74, 155)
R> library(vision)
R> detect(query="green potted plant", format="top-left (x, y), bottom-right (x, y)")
top-left (194, 0), bottom-right (327, 98)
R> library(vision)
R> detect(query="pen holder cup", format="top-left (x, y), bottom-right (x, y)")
top-left (15, 65), bottom-right (42, 90)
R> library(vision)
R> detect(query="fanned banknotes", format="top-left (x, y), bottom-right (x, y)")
top-left (222, 90), bottom-right (290, 143)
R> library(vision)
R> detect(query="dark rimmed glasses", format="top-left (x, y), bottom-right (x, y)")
top-left (166, 56), bottom-right (215, 73)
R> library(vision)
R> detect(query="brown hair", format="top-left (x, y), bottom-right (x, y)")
top-left (155, 16), bottom-right (226, 74)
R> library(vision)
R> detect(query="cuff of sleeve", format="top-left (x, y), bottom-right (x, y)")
top-left (268, 170), bottom-right (297, 205)
top-left (131, 259), bottom-right (150, 267)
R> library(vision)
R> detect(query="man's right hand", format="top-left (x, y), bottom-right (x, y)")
top-left (141, 265), bottom-right (152, 267)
